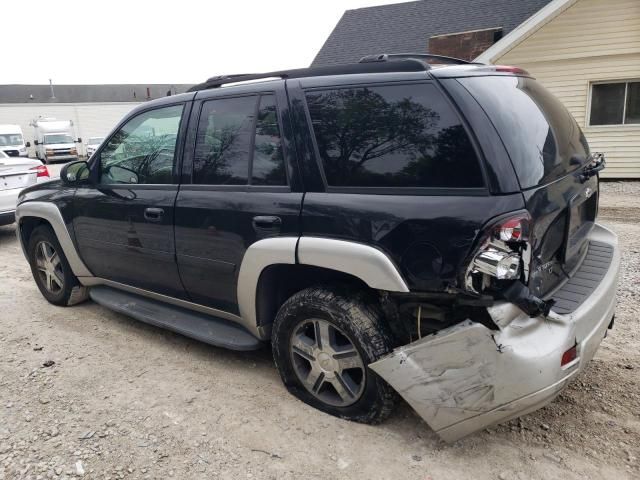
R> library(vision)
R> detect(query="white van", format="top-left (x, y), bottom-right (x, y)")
top-left (31, 118), bottom-right (81, 164)
top-left (0, 124), bottom-right (30, 158)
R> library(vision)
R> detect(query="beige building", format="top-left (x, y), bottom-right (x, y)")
top-left (477, 0), bottom-right (640, 178)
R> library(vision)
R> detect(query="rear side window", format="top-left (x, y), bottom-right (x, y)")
top-left (192, 94), bottom-right (286, 186)
top-left (458, 76), bottom-right (589, 189)
top-left (305, 84), bottom-right (484, 189)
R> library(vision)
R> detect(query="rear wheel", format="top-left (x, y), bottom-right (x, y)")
top-left (27, 225), bottom-right (88, 306)
top-left (272, 286), bottom-right (397, 424)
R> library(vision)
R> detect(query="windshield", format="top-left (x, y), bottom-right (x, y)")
top-left (0, 134), bottom-right (24, 146)
top-left (45, 134), bottom-right (74, 144)
top-left (88, 137), bottom-right (104, 145)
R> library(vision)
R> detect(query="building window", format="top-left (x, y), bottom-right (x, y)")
top-left (589, 81), bottom-right (640, 126)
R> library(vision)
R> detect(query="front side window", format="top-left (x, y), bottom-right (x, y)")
top-left (305, 84), bottom-right (484, 189)
top-left (590, 81), bottom-right (640, 126)
top-left (99, 104), bottom-right (183, 185)
top-left (193, 94), bottom-right (286, 186)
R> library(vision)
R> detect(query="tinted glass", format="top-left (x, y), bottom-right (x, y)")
top-left (99, 104), bottom-right (183, 184)
top-left (193, 96), bottom-right (256, 185)
top-left (252, 95), bottom-right (286, 185)
top-left (625, 82), bottom-right (640, 124)
top-left (460, 76), bottom-right (589, 189)
top-left (306, 84), bottom-right (483, 189)
top-left (590, 83), bottom-right (626, 125)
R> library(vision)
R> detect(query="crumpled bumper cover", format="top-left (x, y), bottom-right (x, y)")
top-left (369, 224), bottom-right (620, 442)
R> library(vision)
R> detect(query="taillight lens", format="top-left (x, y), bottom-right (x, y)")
top-left (494, 214), bottom-right (531, 242)
top-left (561, 345), bottom-right (578, 366)
top-left (30, 165), bottom-right (50, 178)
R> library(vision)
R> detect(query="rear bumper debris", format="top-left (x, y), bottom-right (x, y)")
top-left (369, 224), bottom-right (620, 442)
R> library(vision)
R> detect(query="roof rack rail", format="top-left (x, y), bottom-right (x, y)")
top-left (188, 53), bottom-right (442, 92)
top-left (359, 53), bottom-right (479, 66)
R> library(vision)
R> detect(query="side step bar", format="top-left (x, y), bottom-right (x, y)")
top-left (89, 286), bottom-right (264, 351)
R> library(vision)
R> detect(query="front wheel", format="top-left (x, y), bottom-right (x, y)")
top-left (272, 286), bottom-right (397, 424)
top-left (27, 225), bottom-right (88, 306)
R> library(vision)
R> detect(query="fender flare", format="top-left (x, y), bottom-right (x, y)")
top-left (237, 236), bottom-right (409, 338)
top-left (16, 201), bottom-right (93, 278)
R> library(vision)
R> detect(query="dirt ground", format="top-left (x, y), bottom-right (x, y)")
top-left (0, 182), bottom-right (638, 480)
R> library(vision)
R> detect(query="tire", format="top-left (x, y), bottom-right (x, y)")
top-left (27, 225), bottom-right (88, 306)
top-left (272, 285), bottom-right (397, 424)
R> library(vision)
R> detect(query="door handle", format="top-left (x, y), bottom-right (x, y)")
top-left (144, 207), bottom-right (164, 222)
top-left (252, 215), bottom-right (282, 231)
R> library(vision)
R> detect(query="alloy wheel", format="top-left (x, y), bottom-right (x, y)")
top-left (34, 240), bottom-right (64, 294)
top-left (290, 318), bottom-right (366, 407)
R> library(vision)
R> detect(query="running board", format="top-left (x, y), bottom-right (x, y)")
top-left (89, 286), bottom-right (263, 351)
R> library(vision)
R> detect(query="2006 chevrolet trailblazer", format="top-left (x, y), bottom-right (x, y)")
top-left (15, 54), bottom-right (619, 442)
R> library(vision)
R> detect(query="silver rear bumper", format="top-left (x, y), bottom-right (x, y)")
top-left (370, 223), bottom-right (620, 442)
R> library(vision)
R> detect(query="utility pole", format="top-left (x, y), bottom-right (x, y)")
top-left (49, 79), bottom-right (56, 100)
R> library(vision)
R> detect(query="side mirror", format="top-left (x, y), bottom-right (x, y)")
top-left (25, 141), bottom-right (31, 148)
top-left (76, 138), bottom-right (82, 143)
top-left (34, 140), bottom-right (39, 146)
top-left (61, 160), bottom-right (91, 185)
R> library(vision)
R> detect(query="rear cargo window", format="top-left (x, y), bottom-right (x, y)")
top-left (305, 83), bottom-right (484, 189)
top-left (458, 76), bottom-right (589, 189)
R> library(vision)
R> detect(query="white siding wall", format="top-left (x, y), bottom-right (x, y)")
top-left (0, 103), bottom-right (140, 157)
top-left (496, 0), bottom-right (640, 178)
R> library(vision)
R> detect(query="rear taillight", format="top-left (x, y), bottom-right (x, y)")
top-left (30, 165), bottom-right (50, 178)
top-left (561, 345), bottom-right (578, 367)
top-left (465, 212), bottom-right (532, 293)
top-left (493, 213), bottom-right (531, 242)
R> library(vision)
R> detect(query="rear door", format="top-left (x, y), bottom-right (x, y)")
top-left (457, 75), bottom-right (597, 297)
top-left (174, 81), bottom-right (302, 315)
top-left (73, 102), bottom-right (189, 298)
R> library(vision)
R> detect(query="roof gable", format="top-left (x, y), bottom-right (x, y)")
top-left (312, 0), bottom-right (554, 67)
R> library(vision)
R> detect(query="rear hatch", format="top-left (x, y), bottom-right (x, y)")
top-left (458, 75), bottom-right (598, 297)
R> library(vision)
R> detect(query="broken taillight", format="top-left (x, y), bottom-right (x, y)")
top-left (465, 212), bottom-right (532, 293)
top-left (494, 214), bottom-right (530, 242)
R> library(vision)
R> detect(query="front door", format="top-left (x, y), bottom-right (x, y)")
top-left (174, 85), bottom-right (302, 314)
top-left (73, 103), bottom-right (188, 299)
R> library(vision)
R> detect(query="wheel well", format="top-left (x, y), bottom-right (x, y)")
top-left (255, 264), bottom-right (370, 330)
top-left (19, 216), bottom-right (51, 247)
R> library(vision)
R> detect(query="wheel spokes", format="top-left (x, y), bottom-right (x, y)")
top-left (334, 350), bottom-right (363, 371)
top-left (291, 334), bottom-right (316, 362)
top-left (315, 320), bottom-right (332, 352)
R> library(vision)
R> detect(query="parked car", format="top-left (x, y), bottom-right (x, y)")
top-left (31, 118), bottom-right (81, 164)
top-left (85, 137), bottom-right (105, 158)
top-left (0, 124), bottom-right (30, 158)
top-left (0, 150), bottom-right (49, 225)
top-left (14, 54), bottom-right (619, 442)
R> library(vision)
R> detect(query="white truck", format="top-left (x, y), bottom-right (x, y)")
top-left (0, 124), bottom-right (30, 158)
top-left (31, 118), bottom-right (81, 164)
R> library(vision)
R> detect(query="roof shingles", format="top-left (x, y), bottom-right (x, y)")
top-left (312, 0), bottom-right (553, 67)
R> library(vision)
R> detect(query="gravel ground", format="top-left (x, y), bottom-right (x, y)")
top-left (0, 181), bottom-right (639, 480)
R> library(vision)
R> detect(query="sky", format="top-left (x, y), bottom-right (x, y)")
top-left (3, 0), bottom-right (407, 85)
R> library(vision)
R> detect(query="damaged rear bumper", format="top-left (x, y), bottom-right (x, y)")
top-left (370, 224), bottom-right (620, 442)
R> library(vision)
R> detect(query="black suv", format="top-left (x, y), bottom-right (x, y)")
top-left (16, 54), bottom-right (619, 442)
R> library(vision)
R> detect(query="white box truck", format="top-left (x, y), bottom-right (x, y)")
top-left (0, 124), bottom-right (30, 158)
top-left (31, 118), bottom-right (81, 164)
